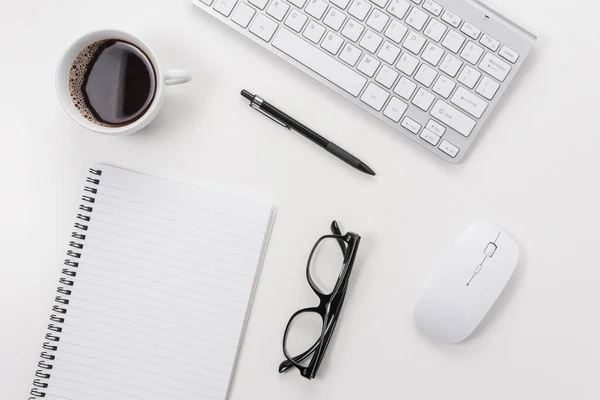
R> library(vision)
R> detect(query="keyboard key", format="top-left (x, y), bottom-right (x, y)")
top-left (366, 9), bottom-right (390, 32)
top-left (451, 86), bottom-right (488, 118)
top-left (321, 31), bottom-right (345, 54)
top-left (341, 19), bottom-right (364, 41)
top-left (249, 14), bottom-right (278, 41)
top-left (479, 52), bottom-right (511, 81)
top-left (303, 21), bottom-right (326, 43)
top-left (439, 140), bottom-right (459, 157)
top-left (401, 116), bottom-right (421, 133)
top-left (359, 30), bottom-right (383, 53)
top-left (475, 76), bottom-right (499, 100)
top-left (214, 0), bottom-right (238, 16)
top-left (324, 7), bottom-right (347, 30)
top-left (396, 52), bottom-right (419, 75)
top-left (331, 0), bottom-right (351, 9)
top-left (360, 82), bottom-right (389, 111)
top-left (383, 97), bottom-right (408, 122)
top-left (420, 129), bottom-right (440, 145)
top-left (267, 0), bottom-right (290, 21)
top-left (460, 22), bottom-right (481, 40)
top-left (442, 30), bottom-right (465, 53)
top-left (460, 41), bottom-right (484, 64)
top-left (406, 7), bottom-right (428, 30)
top-left (439, 53), bottom-right (462, 77)
top-left (499, 45), bottom-right (519, 63)
top-left (480, 33), bottom-right (500, 51)
top-left (432, 74), bottom-right (455, 98)
top-left (430, 99), bottom-right (476, 136)
top-left (348, 0), bottom-right (372, 20)
top-left (289, 0), bottom-right (307, 7)
top-left (357, 54), bottom-right (380, 76)
top-left (285, 10), bottom-right (308, 32)
top-left (231, 2), bottom-right (255, 27)
top-left (422, 0), bottom-right (442, 16)
top-left (273, 29), bottom-right (367, 96)
top-left (410, 0), bottom-right (422, 4)
top-left (375, 64), bottom-right (399, 88)
top-left (415, 64), bottom-right (437, 87)
top-left (394, 77), bottom-right (417, 99)
top-left (441, 9), bottom-right (461, 27)
top-left (384, 20), bottom-right (408, 44)
top-left (200, 0), bottom-right (214, 5)
top-left (378, 41), bottom-right (401, 64)
top-left (457, 65), bottom-right (481, 88)
top-left (248, 0), bottom-right (268, 9)
top-left (357, 54), bottom-right (380, 77)
top-left (339, 43), bottom-right (363, 65)
top-left (370, 0), bottom-right (389, 7)
top-left (424, 19), bottom-right (446, 42)
top-left (426, 119), bottom-right (445, 136)
top-left (387, 0), bottom-right (410, 19)
top-left (306, 0), bottom-right (329, 19)
top-left (412, 87), bottom-right (435, 111)
top-left (403, 31), bottom-right (426, 54)
top-left (422, 42), bottom-right (444, 65)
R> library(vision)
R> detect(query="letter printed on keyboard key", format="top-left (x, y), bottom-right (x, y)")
top-left (396, 52), bottom-right (419, 75)
top-left (341, 19), bottom-right (364, 41)
top-left (285, 10), bottom-right (308, 32)
top-left (339, 43), bottom-right (363, 66)
top-left (357, 54), bottom-right (380, 77)
top-left (403, 31), bottom-right (426, 54)
top-left (348, 0), bottom-right (372, 20)
top-left (384, 20), bottom-right (408, 44)
top-left (306, 0), bottom-right (329, 19)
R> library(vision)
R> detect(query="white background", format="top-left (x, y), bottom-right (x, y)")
top-left (1, 0), bottom-right (599, 399)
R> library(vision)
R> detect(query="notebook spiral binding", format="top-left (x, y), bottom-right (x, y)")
top-left (28, 168), bottom-right (102, 399)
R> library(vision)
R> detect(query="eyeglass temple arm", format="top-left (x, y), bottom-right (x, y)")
top-left (330, 220), bottom-right (347, 254)
top-left (278, 341), bottom-right (320, 373)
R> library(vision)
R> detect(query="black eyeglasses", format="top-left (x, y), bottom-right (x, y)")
top-left (278, 220), bottom-right (361, 379)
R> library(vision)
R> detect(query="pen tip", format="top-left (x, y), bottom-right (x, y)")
top-left (358, 162), bottom-right (376, 176)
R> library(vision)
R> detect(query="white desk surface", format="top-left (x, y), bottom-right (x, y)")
top-left (1, 0), bottom-right (599, 398)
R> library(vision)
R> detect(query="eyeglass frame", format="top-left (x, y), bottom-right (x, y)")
top-left (278, 220), bottom-right (361, 380)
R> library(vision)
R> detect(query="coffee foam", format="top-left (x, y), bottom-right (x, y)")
top-left (68, 39), bottom-right (110, 126)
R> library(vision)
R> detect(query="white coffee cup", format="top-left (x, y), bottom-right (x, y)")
top-left (56, 29), bottom-right (192, 135)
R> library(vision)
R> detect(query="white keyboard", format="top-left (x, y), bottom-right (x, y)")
top-left (191, 0), bottom-right (536, 162)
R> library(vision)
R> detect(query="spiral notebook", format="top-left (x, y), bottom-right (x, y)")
top-left (29, 164), bottom-right (275, 400)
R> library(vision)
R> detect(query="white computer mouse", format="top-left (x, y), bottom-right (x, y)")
top-left (414, 222), bottom-right (519, 344)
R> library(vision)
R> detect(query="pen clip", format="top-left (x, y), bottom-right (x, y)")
top-left (250, 96), bottom-right (290, 129)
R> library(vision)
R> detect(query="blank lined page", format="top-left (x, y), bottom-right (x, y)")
top-left (45, 164), bottom-right (274, 400)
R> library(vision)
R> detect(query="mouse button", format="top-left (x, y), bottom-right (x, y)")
top-left (484, 242), bottom-right (497, 257)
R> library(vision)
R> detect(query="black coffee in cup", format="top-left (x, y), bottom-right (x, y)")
top-left (68, 39), bottom-right (156, 127)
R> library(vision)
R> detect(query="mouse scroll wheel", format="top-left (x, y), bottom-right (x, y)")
top-left (484, 242), bottom-right (497, 257)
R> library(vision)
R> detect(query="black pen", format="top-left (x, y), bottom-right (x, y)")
top-left (241, 90), bottom-right (376, 176)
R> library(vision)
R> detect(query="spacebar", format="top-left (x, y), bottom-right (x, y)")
top-left (272, 29), bottom-right (367, 97)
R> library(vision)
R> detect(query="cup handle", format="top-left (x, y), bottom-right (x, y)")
top-left (164, 69), bottom-right (192, 86)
